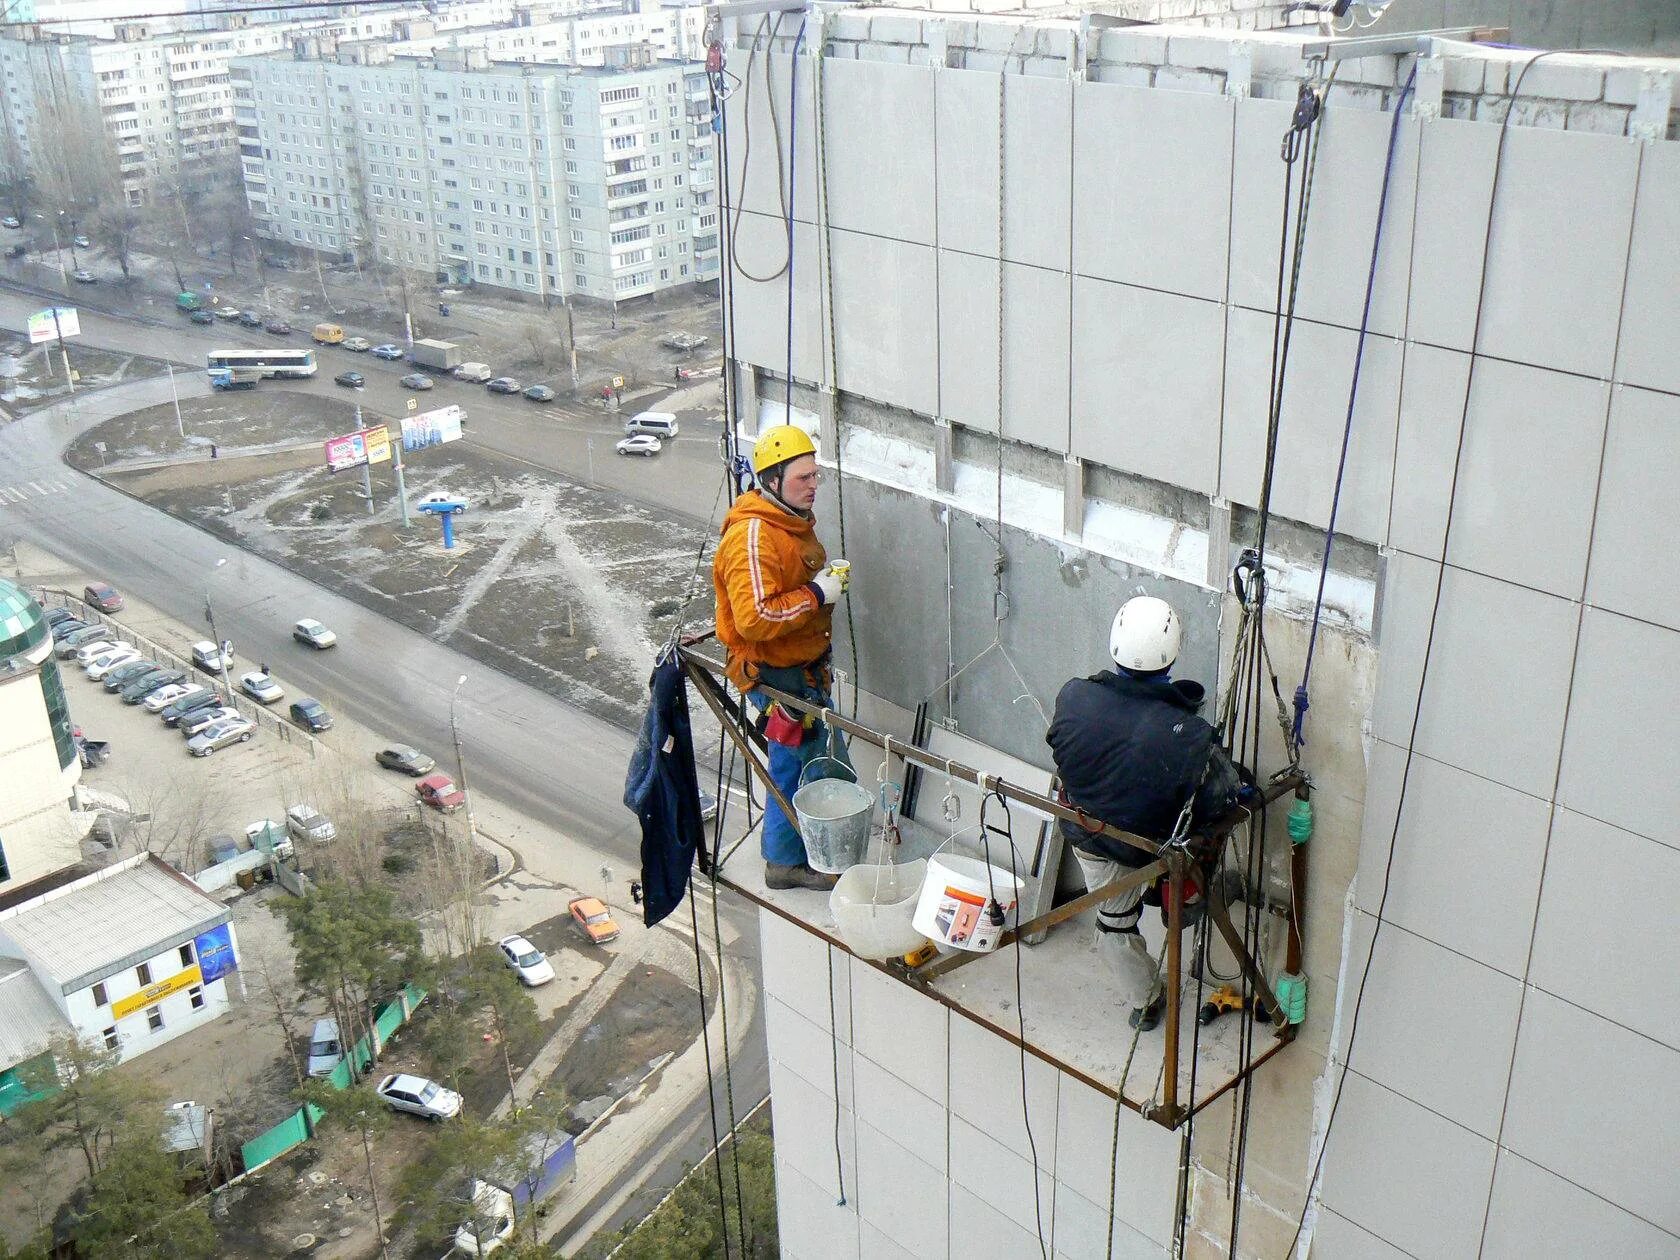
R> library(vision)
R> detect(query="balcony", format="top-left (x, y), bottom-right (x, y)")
top-left (603, 136), bottom-right (645, 160)
top-left (606, 180), bottom-right (648, 207)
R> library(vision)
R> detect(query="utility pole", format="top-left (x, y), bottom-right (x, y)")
top-left (203, 559), bottom-right (233, 699)
top-left (449, 674), bottom-right (482, 946)
top-left (50, 306), bottom-right (73, 393)
top-left (391, 429), bottom-right (410, 527)
top-left (354, 403), bottom-right (373, 515)
top-left (564, 299), bottom-right (580, 394)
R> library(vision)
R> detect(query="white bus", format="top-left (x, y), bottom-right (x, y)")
top-left (205, 347), bottom-right (318, 379)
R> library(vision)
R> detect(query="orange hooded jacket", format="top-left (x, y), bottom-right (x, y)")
top-left (712, 489), bottom-right (832, 690)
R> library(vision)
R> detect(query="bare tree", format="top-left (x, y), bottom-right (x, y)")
top-left (116, 767), bottom-right (232, 871)
top-left (247, 943), bottom-right (308, 1092)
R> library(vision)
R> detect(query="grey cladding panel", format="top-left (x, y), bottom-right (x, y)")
top-left (1001, 262), bottom-right (1070, 452)
top-left (1587, 385), bottom-right (1680, 632)
top-left (1003, 74), bottom-right (1072, 270)
top-left (728, 210), bottom-right (825, 381)
top-left (1442, 361), bottom-right (1608, 599)
top-left (937, 248), bottom-right (998, 433)
top-left (1407, 118), bottom-right (1496, 353)
top-left (819, 58), bottom-right (936, 245)
top-left (1069, 277), bottom-right (1223, 495)
top-left (936, 68), bottom-right (1002, 258)
top-left (1219, 308), bottom-right (1399, 542)
top-left (1072, 81), bottom-right (1232, 302)
top-left (1228, 99), bottom-right (1418, 338)
top-left (830, 229), bottom-right (937, 416)
top-left (1616, 142), bottom-right (1680, 395)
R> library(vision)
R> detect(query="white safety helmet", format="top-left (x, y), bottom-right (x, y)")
top-left (1109, 596), bottom-right (1181, 674)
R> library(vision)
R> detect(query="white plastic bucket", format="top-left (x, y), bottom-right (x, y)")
top-left (792, 758), bottom-right (872, 874)
top-left (912, 853), bottom-right (1023, 954)
top-left (830, 859), bottom-right (928, 960)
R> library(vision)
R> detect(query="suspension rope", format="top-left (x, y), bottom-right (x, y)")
top-left (727, 14), bottom-right (791, 285)
top-left (1283, 50), bottom-right (1609, 1256)
top-left (783, 18), bottom-right (807, 429)
top-left (685, 883), bottom-right (733, 1259)
top-left (1292, 64), bottom-right (1416, 749)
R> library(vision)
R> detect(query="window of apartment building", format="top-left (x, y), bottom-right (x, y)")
top-left (656, 223), bottom-right (666, 236)
top-left (571, 229), bottom-right (584, 244)
top-left (567, 183), bottom-right (579, 198)
top-left (660, 268), bottom-right (668, 281)
top-left (570, 208), bottom-right (582, 220)
top-left (657, 245), bottom-right (668, 259)
top-left (146, 1006), bottom-right (164, 1033)
top-left (101, 1026), bottom-right (118, 1051)
top-left (680, 263), bottom-right (688, 276)
top-left (674, 173), bottom-right (684, 186)
top-left (136, 962), bottom-right (152, 986)
top-left (92, 981), bottom-right (109, 1007)
top-left (564, 138), bottom-right (575, 151)
top-left (678, 241), bottom-right (688, 254)
top-left (179, 942), bottom-right (195, 968)
top-left (189, 986), bottom-right (205, 1011)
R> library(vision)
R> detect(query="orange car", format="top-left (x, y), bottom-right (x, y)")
top-left (568, 896), bottom-right (620, 945)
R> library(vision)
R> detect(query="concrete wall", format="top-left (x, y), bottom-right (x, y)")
top-left (726, 13), bottom-right (1680, 1260)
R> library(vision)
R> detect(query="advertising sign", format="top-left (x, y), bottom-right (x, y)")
top-left (400, 404), bottom-right (465, 451)
top-left (26, 307), bottom-right (80, 344)
top-left (111, 964), bottom-right (203, 1020)
top-left (324, 425), bottom-right (392, 473)
top-left (193, 923), bottom-right (238, 983)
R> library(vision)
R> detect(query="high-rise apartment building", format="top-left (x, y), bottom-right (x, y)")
top-left (0, 1), bottom-right (519, 204)
top-left (232, 39), bottom-right (718, 302)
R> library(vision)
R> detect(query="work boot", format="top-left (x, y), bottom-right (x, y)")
top-left (1128, 994), bottom-right (1167, 1032)
top-left (765, 862), bottom-right (839, 891)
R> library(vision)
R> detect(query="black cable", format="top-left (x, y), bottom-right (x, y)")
top-left (1281, 50), bottom-right (1613, 1256)
top-left (824, 945), bottom-right (848, 1206)
top-left (686, 882), bottom-right (733, 1260)
top-left (980, 790), bottom-right (1048, 1260)
top-left (727, 15), bottom-right (793, 286)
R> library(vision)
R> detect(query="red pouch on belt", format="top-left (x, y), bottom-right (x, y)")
top-left (764, 704), bottom-right (805, 748)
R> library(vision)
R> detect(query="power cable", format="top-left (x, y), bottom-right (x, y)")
top-left (1281, 49), bottom-right (1621, 1257)
top-left (685, 881), bottom-right (733, 1259)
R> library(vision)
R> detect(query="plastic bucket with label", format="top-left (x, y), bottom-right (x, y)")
top-left (912, 852), bottom-right (1023, 954)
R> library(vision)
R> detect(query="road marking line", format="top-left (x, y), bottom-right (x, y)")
top-left (26, 481), bottom-right (46, 495)
top-left (1, 487), bottom-right (24, 503)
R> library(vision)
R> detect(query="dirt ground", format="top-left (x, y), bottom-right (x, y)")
top-left (0, 333), bottom-right (168, 417)
top-left (90, 399), bottom-right (713, 725)
top-left (551, 965), bottom-right (698, 1135)
top-left (65, 390), bottom-right (364, 469)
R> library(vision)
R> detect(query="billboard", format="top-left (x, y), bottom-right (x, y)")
top-left (400, 404), bottom-right (465, 451)
top-left (26, 307), bottom-right (79, 344)
top-left (111, 964), bottom-right (203, 1020)
top-left (324, 425), bottom-right (392, 473)
top-left (194, 923), bottom-right (238, 983)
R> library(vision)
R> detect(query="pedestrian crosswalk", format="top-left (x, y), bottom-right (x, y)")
top-left (0, 478), bottom-right (71, 504)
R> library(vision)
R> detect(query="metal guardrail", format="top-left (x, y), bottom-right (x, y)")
top-left (32, 587), bottom-right (318, 759)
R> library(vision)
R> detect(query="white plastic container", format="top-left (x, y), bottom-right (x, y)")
top-left (911, 853), bottom-right (1022, 954)
top-left (830, 859), bottom-right (928, 960)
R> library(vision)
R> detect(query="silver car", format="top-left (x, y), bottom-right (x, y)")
top-left (181, 705), bottom-right (238, 738)
top-left (186, 715), bottom-right (255, 757)
top-left (375, 1073), bottom-right (461, 1121)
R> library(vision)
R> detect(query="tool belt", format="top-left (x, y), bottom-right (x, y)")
top-left (744, 655), bottom-right (834, 748)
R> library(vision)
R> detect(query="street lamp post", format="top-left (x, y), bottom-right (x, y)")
top-left (34, 213), bottom-right (65, 284)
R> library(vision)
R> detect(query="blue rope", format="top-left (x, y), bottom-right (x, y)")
top-left (1293, 66), bottom-right (1417, 748)
top-left (783, 19), bottom-right (807, 428)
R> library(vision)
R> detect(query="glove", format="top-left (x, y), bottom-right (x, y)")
top-left (811, 570), bottom-right (846, 606)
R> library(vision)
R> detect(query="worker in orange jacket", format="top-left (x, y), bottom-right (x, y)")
top-left (713, 425), bottom-right (853, 890)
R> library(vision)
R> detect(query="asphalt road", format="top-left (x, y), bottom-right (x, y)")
top-left (0, 311), bottom-right (770, 1249)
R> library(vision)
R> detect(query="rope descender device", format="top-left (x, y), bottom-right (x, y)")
top-left (1280, 80), bottom-right (1323, 162)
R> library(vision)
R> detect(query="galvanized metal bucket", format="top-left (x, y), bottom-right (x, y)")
top-left (792, 755), bottom-right (872, 874)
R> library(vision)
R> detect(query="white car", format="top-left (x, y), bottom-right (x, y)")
top-left (615, 435), bottom-right (662, 458)
top-left (453, 1181), bottom-right (516, 1257)
top-left (144, 682), bottom-right (204, 713)
top-left (77, 638), bottom-right (131, 666)
top-left (292, 618), bottom-right (337, 649)
top-left (417, 491), bottom-right (468, 514)
top-left (186, 715), bottom-right (255, 757)
top-left (240, 670), bottom-right (284, 703)
top-left (180, 705), bottom-right (239, 738)
top-left (375, 1073), bottom-right (461, 1121)
top-left (497, 934), bottom-right (555, 987)
top-left (86, 646), bottom-right (141, 679)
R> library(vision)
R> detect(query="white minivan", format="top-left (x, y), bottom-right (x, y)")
top-left (623, 411), bottom-right (678, 439)
top-left (453, 362), bottom-right (493, 383)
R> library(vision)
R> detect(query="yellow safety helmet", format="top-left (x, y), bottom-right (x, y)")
top-left (751, 424), bottom-right (816, 476)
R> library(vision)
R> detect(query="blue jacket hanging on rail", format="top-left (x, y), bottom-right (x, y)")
top-left (624, 654), bottom-right (711, 928)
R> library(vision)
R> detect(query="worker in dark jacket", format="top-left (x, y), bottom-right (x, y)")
top-left (1047, 596), bottom-right (1241, 1031)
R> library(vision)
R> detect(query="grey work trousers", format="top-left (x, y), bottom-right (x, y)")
top-left (1072, 848), bottom-right (1162, 1012)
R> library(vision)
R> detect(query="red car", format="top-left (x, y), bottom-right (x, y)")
top-left (83, 582), bottom-right (123, 613)
top-left (416, 773), bottom-right (465, 812)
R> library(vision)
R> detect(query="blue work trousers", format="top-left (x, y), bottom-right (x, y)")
top-left (748, 685), bottom-right (854, 866)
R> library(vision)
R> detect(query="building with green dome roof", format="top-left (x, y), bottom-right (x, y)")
top-left (0, 576), bottom-right (83, 896)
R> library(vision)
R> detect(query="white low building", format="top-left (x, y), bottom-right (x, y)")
top-left (0, 852), bottom-right (240, 1067)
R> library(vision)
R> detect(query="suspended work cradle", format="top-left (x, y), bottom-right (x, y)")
top-left (677, 635), bottom-right (1308, 1132)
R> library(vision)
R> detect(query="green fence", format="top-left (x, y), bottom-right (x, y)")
top-left (239, 984), bottom-right (427, 1174)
